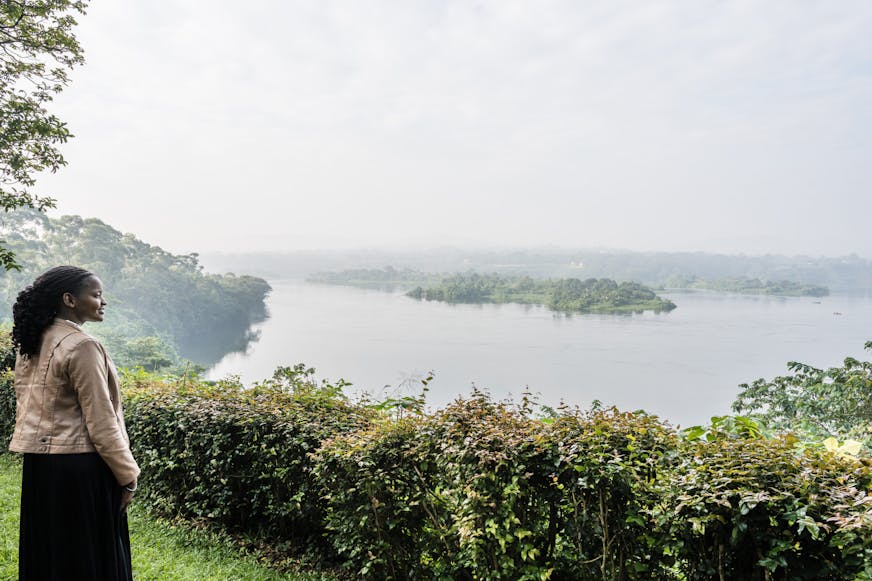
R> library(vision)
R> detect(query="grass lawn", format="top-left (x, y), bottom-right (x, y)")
top-left (0, 454), bottom-right (333, 580)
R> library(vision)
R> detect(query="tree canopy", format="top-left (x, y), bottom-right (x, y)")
top-left (404, 273), bottom-right (677, 314)
top-left (1, 0), bottom-right (87, 270)
top-left (732, 341), bottom-right (872, 442)
top-left (0, 210), bottom-right (271, 370)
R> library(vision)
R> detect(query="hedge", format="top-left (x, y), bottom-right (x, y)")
top-left (313, 397), bottom-right (872, 580)
top-left (1, 332), bottom-right (15, 446)
top-left (2, 338), bottom-right (872, 579)
top-left (669, 434), bottom-right (872, 579)
top-left (313, 394), bottom-right (679, 579)
top-left (121, 365), bottom-right (376, 557)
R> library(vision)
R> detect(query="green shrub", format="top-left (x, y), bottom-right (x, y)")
top-left (733, 341), bottom-right (872, 446)
top-left (313, 417), bottom-right (437, 579)
top-left (0, 330), bottom-right (14, 446)
top-left (664, 427), bottom-right (872, 580)
top-left (314, 393), bottom-right (682, 580)
top-left (123, 366), bottom-right (375, 558)
top-left (315, 396), bottom-right (872, 579)
top-left (419, 394), bottom-right (556, 580)
top-left (8, 338), bottom-right (870, 579)
top-left (0, 370), bottom-right (12, 448)
top-left (546, 408), bottom-right (679, 579)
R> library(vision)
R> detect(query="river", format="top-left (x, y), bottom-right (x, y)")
top-left (207, 280), bottom-right (872, 427)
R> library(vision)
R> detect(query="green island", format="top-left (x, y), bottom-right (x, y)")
top-left (311, 268), bottom-right (676, 313)
top-left (408, 273), bottom-right (677, 313)
top-left (665, 275), bottom-right (829, 297)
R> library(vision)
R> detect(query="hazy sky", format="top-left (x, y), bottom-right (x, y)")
top-left (38, 1), bottom-right (872, 257)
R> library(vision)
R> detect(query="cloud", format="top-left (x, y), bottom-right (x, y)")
top-left (38, 0), bottom-right (872, 256)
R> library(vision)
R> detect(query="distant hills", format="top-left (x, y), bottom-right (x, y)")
top-left (202, 248), bottom-right (871, 292)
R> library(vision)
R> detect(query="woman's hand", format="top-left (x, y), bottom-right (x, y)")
top-left (120, 480), bottom-right (137, 512)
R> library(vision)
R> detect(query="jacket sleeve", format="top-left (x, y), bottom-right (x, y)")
top-left (68, 339), bottom-right (141, 486)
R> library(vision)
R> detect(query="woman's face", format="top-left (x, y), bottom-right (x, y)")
top-left (63, 276), bottom-right (107, 324)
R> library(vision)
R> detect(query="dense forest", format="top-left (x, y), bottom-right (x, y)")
top-left (0, 211), bottom-right (270, 370)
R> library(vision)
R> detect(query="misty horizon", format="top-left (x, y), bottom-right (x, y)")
top-left (28, 1), bottom-right (872, 259)
top-left (199, 244), bottom-right (872, 261)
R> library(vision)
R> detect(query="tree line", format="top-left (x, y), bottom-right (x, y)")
top-left (0, 211), bottom-right (270, 370)
top-left (664, 275), bottom-right (828, 296)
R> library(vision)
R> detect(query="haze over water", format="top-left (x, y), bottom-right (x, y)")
top-left (208, 281), bottom-right (872, 427)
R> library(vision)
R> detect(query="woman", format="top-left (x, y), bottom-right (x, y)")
top-left (9, 265), bottom-right (140, 580)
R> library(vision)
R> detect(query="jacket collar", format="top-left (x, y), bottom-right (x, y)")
top-left (53, 318), bottom-right (84, 331)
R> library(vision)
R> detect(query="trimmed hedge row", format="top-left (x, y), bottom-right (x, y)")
top-left (313, 395), bottom-right (678, 579)
top-left (2, 348), bottom-right (871, 579)
top-left (670, 435), bottom-right (872, 578)
top-left (313, 395), bottom-right (872, 580)
top-left (120, 374), bottom-right (872, 580)
top-left (121, 367), bottom-right (375, 556)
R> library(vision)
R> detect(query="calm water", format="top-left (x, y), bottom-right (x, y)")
top-left (207, 280), bottom-right (872, 427)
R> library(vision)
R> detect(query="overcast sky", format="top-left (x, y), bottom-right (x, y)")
top-left (38, 1), bottom-right (872, 257)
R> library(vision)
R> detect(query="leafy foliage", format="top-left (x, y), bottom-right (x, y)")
top-left (546, 277), bottom-right (675, 313)
top-left (0, 327), bottom-right (13, 445)
top-left (405, 273), bottom-right (676, 314)
top-left (4, 336), bottom-right (872, 577)
top-left (733, 341), bottom-right (872, 445)
top-left (313, 393), bottom-right (872, 579)
top-left (122, 366), bottom-right (375, 560)
top-left (0, 211), bottom-right (271, 368)
top-left (667, 426), bottom-right (872, 579)
top-left (0, 0), bottom-right (88, 270)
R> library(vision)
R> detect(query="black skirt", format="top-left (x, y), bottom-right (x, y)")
top-left (19, 453), bottom-right (133, 581)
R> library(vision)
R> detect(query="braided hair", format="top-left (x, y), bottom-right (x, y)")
top-left (11, 266), bottom-right (95, 358)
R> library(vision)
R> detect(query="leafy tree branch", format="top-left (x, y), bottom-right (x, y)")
top-left (0, 0), bottom-right (88, 270)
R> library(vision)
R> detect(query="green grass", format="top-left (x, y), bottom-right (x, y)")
top-left (0, 454), bottom-right (334, 580)
top-left (0, 454), bottom-right (19, 580)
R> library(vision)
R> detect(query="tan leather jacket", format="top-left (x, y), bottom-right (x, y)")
top-left (8, 319), bottom-right (140, 486)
